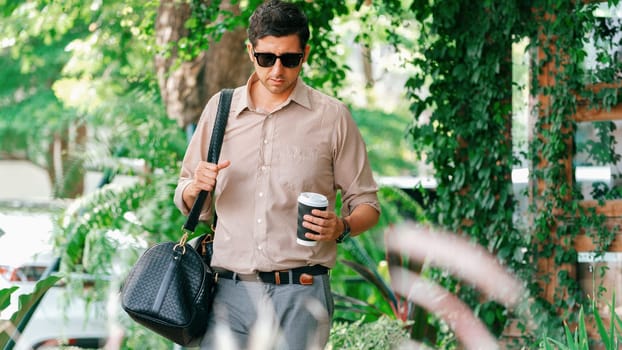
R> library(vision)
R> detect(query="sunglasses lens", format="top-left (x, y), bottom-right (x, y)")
top-left (280, 54), bottom-right (302, 68)
top-left (256, 53), bottom-right (277, 67)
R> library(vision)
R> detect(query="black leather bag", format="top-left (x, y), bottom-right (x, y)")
top-left (120, 89), bottom-right (233, 346)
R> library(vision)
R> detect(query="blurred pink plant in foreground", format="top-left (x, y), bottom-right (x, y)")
top-left (387, 221), bottom-right (531, 350)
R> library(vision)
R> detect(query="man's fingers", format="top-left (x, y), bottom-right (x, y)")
top-left (193, 160), bottom-right (230, 192)
top-left (197, 160), bottom-right (230, 175)
top-left (305, 232), bottom-right (321, 240)
top-left (304, 214), bottom-right (324, 225)
top-left (303, 218), bottom-right (338, 241)
top-left (310, 209), bottom-right (331, 218)
top-left (217, 160), bottom-right (231, 170)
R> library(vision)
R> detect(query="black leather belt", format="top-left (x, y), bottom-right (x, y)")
top-left (216, 265), bottom-right (329, 285)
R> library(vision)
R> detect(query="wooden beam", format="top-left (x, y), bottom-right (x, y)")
top-left (574, 82), bottom-right (622, 122)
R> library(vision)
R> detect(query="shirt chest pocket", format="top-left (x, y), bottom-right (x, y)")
top-left (276, 145), bottom-right (330, 191)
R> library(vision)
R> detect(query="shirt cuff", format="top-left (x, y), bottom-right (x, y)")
top-left (174, 179), bottom-right (194, 215)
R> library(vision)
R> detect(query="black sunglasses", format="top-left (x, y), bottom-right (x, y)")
top-left (252, 49), bottom-right (304, 68)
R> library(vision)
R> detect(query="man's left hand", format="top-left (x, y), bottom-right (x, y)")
top-left (302, 210), bottom-right (343, 242)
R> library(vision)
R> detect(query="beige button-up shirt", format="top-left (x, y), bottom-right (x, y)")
top-left (174, 74), bottom-right (379, 273)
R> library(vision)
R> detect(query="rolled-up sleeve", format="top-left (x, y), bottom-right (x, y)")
top-left (332, 105), bottom-right (380, 216)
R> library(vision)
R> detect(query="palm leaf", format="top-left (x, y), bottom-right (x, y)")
top-left (0, 275), bottom-right (62, 349)
top-left (0, 287), bottom-right (18, 314)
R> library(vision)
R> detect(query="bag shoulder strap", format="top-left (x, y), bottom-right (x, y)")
top-left (183, 88), bottom-right (234, 233)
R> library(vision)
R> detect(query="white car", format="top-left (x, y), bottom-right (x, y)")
top-left (0, 209), bottom-right (110, 349)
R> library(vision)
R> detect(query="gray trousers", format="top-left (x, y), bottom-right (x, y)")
top-left (199, 274), bottom-right (334, 350)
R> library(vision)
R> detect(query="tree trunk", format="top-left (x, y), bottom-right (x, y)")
top-left (46, 122), bottom-right (86, 198)
top-left (155, 0), bottom-right (253, 128)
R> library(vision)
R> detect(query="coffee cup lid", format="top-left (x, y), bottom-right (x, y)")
top-left (298, 192), bottom-right (328, 207)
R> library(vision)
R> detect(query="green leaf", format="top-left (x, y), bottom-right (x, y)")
top-left (0, 275), bottom-right (62, 348)
top-left (546, 337), bottom-right (570, 350)
top-left (340, 259), bottom-right (398, 312)
top-left (593, 302), bottom-right (612, 349)
top-left (563, 321), bottom-right (576, 350)
top-left (332, 293), bottom-right (385, 318)
top-left (576, 308), bottom-right (588, 349)
top-left (0, 286), bottom-right (19, 314)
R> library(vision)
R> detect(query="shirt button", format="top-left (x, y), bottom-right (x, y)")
top-left (257, 245), bottom-right (262, 250)
top-left (258, 192), bottom-right (264, 197)
top-left (263, 139), bottom-right (268, 144)
top-left (261, 166), bottom-right (266, 171)
top-left (257, 219), bottom-right (262, 224)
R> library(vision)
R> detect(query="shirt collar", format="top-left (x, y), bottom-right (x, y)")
top-left (235, 73), bottom-right (312, 117)
top-left (289, 77), bottom-right (312, 110)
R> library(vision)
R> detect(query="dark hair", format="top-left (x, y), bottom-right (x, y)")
top-left (248, 0), bottom-right (310, 51)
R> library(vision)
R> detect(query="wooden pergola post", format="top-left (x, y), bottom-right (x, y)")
top-left (532, 1), bottom-right (622, 336)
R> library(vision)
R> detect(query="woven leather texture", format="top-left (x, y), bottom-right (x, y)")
top-left (121, 242), bottom-right (215, 346)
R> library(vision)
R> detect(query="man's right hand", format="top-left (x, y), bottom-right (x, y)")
top-left (183, 160), bottom-right (231, 206)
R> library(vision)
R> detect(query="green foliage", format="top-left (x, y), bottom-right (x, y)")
top-left (540, 298), bottom-right (622, 349)
top-left (405, 0), bottom-right (622, 347)
top-left (526, 0), bottom-right (622, 325)
top-left (328, 316), bottom-right (411, 350)
top-left (0, 27), bottom-right (80, 165)
top-left (331, 186), bottom-right (427, 339)
top-left (119, 315), bottom-right (175, 350)
top-left (404, 1), bottom-right (530, 345)
top-left (330, 121), bottom-right (428, 328)
top-left (0, 287), bottom-right (19, 314)
top-left (0, 0), bottom-right (159, 197)
top-left (352, 108), bottom-right (417, 176)
top-left (297, 0), bottom-right (350, 94)
top-left (55, 173), bottom-right (205, 276)
top-left (0, 275), bottom-right (63, 348)
top-left (85, 89), bottom-right (187, 172)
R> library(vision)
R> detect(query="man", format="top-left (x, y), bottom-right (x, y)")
top-left (174, 1), bottom-right (380, 349)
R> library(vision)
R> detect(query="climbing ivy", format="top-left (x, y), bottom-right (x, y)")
top-left (406, 0), bottom-right (621, 347)
top-left (528, 0), bottom-right (621, 320)
top-left (405, 1), bottom-right (531, 345)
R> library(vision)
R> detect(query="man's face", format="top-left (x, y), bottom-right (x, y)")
top-left (247, 34), bottom-right (310, 98)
